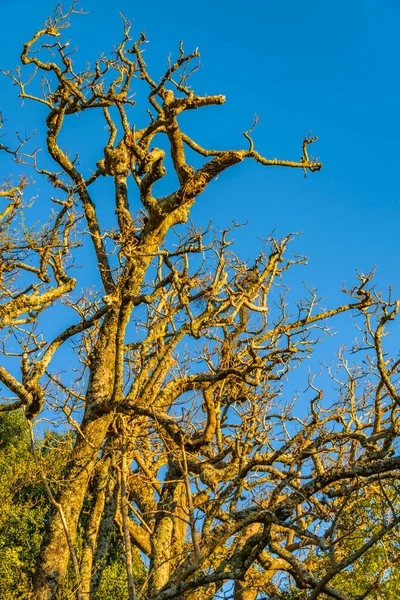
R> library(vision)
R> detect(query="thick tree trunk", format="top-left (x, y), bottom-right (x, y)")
top-left (34, 236), bottom-right (174, 599)
top-left (34, 413), bottom-right (113, 599)
top-left (34, 313), bottom-right (119, 599)
top-left (149, 509), bottom-right (175, 595)
top-left (149, 466), bottom-right (185, 597)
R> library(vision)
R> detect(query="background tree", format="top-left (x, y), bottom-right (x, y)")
top-left (0, 4), bottom-right (399, 600)
top-left (0, 411), bottom-right (42, 600)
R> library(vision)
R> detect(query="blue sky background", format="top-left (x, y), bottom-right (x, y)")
top-left (0, 0), bottom-right (399, 382)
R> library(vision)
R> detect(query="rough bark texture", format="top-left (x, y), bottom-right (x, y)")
top-left (233, 525), bottom-right (260, 600)
top-left (149, 466), bottom-right (182, 595)
top-left (34, 312), bottom-right (118, 597)
top-left (80, 455), bottom-right (113, 596)
top-left (90, 469), bottom-right (119, 597)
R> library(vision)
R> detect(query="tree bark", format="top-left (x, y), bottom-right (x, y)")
top-left (34, 246), bottom-right (160, 598)
top-left (121, 452), bottom-right (137, 600)
top-left (149, 465), bottom-right (185, 596)
top-left (80, 454), bottom-right (113, 597)
top-left (90, 469), bottom-right (119, 597)
top-left (34, 312), bottom-right (119, 599)
top-left (34, 415), bottom-right (113, 599)
top-left (233, 581), bottom-right (258, 600)
top-left (233, 524), bottom-right (260, 600)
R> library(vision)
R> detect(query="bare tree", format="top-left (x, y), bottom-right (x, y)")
top-left (1, 5), bottom-right (399, 600)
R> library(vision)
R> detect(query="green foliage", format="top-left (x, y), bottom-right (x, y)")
top-left (0, 411), bottom-right (147, 598)
top-left (93, 527), bottom-right (147, 600)
top-left (0, 411), bottom-right (43, 599)
top-left (94, 558), bottom-right (129, 600)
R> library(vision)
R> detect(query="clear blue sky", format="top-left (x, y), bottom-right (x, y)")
top-left (1, 0), bottom-right (399, 356)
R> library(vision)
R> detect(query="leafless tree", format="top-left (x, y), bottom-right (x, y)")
top-left (1, 5), bottom-right (399, 600)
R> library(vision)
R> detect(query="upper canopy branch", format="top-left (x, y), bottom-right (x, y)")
top-left (13, 13), bottom-right (321, 235)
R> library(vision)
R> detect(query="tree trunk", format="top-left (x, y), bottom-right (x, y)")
top-left (121, 452), bottom-right (137, 600)
top-left (149, 465), bottom-right (184, 596)
top-left (34, 415), bottom-right (113, 599)
top-left (90, 469), bottom-right (119, 597)
top-left (34, 313), bottom-right (119, 599)
top-left (80, 454), bottom-right (113, 597)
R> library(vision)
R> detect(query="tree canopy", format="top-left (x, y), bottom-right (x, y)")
top-left (0, 4), bottom-right (399, 600)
